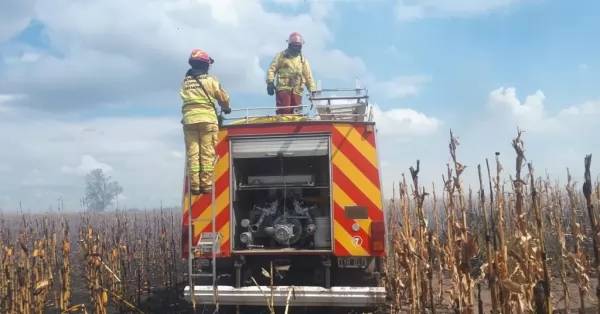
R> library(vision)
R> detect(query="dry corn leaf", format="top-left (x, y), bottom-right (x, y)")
top-left (501, 279), bottom-right (522, 293)
top-left (65, 304), bottom-right (86, 313)
top-left (34, 280), bottom-right (50, 295)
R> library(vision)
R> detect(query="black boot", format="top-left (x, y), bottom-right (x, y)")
top-left (200, 188), bottom-right (212, 195)
top-left (190, 189), bottom-right (202, 195)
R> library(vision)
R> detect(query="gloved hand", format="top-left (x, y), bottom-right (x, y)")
top-left (222, 108), bottom-right (232, 114)
top-left (267, 83), bottom-right (275, 96)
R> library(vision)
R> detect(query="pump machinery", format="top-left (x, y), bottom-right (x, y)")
top-left (239, 198), bottom-right (318, 249)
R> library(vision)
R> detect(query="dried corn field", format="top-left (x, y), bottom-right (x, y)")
top-left (1, 129), bottom-right (600, 314)
top-left (0, 208), bottom-right (188, 314)
top-left (384, 130), bottom-right (600, 314)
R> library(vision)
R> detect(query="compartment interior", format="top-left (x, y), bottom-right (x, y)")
top-left (231, 154), bottom-right (332, 252)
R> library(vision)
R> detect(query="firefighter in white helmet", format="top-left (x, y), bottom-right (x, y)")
top-left (266, 32), bottom-right (316, 115)
top-left (180, 49), bottom-right (231, 195)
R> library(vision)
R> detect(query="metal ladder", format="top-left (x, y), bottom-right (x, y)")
top-left (187, 155), bottom-right (220, 309)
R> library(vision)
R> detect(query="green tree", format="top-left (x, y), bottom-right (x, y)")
top-left (84, 168), bottom-right (123, 212)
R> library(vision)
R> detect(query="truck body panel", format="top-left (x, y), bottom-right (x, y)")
top-left (181, 121), bottom-right (385, 259)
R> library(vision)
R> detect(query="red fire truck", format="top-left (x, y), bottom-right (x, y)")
top-left (181, 82), bottom-right (388, 312)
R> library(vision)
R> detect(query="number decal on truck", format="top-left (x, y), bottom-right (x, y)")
top-left (352, 236), bottom-right (363, 247)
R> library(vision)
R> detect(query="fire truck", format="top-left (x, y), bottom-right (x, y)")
top-left (181, 81), bottom-right (388, 312)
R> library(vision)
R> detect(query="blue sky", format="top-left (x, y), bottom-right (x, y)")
top-left (0, 0), bottom-right (598, 210)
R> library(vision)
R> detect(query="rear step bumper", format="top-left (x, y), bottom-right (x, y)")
top-left (183, 285), bottom-right (386, 307)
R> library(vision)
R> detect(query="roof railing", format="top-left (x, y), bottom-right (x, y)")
top-left (220, 105), bottom-right (310, 124)
top-left (218, 78), bottom-right (373, 124)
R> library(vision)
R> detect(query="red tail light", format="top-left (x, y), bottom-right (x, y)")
top-left (370, 221), bottom-right (385, 252)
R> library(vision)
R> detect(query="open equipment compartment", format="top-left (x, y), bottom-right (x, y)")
top-left (230, 134), bottom-right (333, 252)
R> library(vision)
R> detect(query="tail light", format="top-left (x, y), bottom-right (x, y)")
top-left (370, 221), bottom-right (385, 252)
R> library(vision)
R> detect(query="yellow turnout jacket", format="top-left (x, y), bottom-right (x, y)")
top-left (266, 49), bottom-right (316, 96)
top-left (180, 72), bottom-right (231, 125)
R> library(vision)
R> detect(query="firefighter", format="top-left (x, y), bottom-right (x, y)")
top-left (181, 49), bottom-right (231, 195)
top-left (266, 32), bottom-right (317, 115)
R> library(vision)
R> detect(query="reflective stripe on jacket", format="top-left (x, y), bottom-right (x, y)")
top-left (266, 50), bottom-right (316, 96)
top-left (180, 73), bottom-right (231, 125)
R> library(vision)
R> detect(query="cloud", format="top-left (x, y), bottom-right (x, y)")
top-left (375, 75), bottom-right (431, 100)
top-left (271, 0), bottom-right (304, 8)
top-left (2, 51), bottom-right (44, 65)
top-left (486, 87), bottom-right (558, 132)
top-left (395, 0), bottom-right (525, 21)
top-left (486, 87), bottom-right (600, 134)
top-left (373, 104), bottom-right (441, 138)
top-left (61, 155), bottom-right (113, 176)
top-left (0, 94), bottom-right (26, 114)
top-left (0, 0), bottom-right (36, 41)
top-left (0, 0), bottom-right (365, 113)
top-left (361, 75), bottom-right (440, 138)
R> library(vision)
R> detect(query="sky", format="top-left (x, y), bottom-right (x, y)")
top-left (0, 0), bottom-right (599, 211)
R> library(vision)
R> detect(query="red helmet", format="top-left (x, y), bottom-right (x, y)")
top-left (287, 32), bottom-right (304, 45)
top-left (188, 49), bottom-right (214, 64)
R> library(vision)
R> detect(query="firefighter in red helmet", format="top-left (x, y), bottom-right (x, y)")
top-left (266, 32), bottom-right (316, 115)
top-left (180, 49), bottom-right (231, 195)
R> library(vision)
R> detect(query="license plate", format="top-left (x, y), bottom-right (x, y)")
top-left (337, 257), bottom-right (367, 268)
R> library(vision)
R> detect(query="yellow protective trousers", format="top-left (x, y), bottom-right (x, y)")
top-left (183, 122), bottom-right (219, 191)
